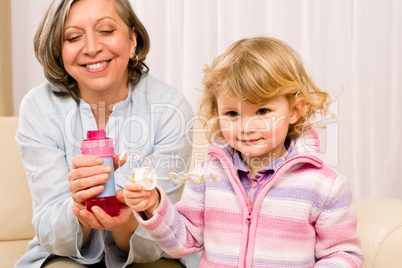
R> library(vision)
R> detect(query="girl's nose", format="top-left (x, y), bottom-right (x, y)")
top-left (241, 116), bottom-right (258, 133)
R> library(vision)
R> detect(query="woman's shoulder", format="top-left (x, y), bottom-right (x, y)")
top-left (134, 74), bottom-right (188, 104)
top-left (132, 74), bottom-right (193, 115)
top-left (20, 82), bottom-right (75, 117)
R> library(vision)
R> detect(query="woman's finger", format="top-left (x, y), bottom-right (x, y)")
top-left (69, 165), bottom-right (112, 182)
top-left (79, 208), bottom-right (106, 230)
top-left (71, 154), bottom-right (103, 169)
top-left (91, 206), bottom-right (116, 229)
top-left (69, 173), bottom-right (108, 192)
top-left (73, 185), bottom-right (104, 205)
top-left (72, 205), bottom-right (92, 228)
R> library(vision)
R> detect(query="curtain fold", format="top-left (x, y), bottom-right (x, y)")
top-left (0, 0), bottom-right (13, 116)
top-left (12, 0), bottom-right (402, 198)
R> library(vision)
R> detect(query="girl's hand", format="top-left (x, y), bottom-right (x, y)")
top-left (123, 181), bottom-right (160, 219)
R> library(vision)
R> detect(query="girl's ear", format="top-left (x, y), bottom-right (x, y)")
top-left (289, 98), bottom-right (306, 124)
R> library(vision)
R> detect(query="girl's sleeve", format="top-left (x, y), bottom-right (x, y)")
top-left (16, 93), bottom-right (104, 262)
top-left (314, 174), bottom-right (364, 267)
top-left (108, 88), bottom-right (199, 266)
top-left (133, 181), bottom-right (206, 258)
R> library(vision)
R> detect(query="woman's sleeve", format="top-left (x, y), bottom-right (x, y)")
top-left (16, 94), bottom-right (103, 262)
top-left (314, 174), bottom-right (364, 267)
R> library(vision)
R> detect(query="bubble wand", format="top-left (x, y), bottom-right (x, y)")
top-left (118, 150), bottom-right (220, 190)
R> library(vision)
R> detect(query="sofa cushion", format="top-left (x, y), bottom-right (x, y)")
top-left (0, 116), bottom-right (35, 241)
top-left (354, 197), bottom-right (402, 268)
top-left (0, 240), bottom-right (31, 268)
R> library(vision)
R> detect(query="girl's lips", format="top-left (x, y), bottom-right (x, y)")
top-left (241, 138), bottom-right (261, 144)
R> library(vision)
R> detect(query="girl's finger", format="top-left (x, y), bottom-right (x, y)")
top-left (124, 181), bottom-right (143, 191)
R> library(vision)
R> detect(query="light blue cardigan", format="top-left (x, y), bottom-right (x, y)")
top-left (15, 74), bottom-right (199, 267)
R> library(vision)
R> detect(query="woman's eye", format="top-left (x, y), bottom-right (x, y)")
top-left (257, 108), bottom-right (270, 115)
top-left (227, 111), bottom-right (239, 117)
top-left (65, 36), bottom-right (80, 42)
top-left (100, 30), bottom-right (115, 35)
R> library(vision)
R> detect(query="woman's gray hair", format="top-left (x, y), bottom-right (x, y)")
top-left (34, 0), bottom-right (150, 102)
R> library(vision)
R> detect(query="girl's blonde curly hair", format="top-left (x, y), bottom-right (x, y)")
top-left (199, 36), bottom-right (330, 142)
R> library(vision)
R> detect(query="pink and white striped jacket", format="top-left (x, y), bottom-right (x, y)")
top-left (135, 130), bottom-right (364, 267)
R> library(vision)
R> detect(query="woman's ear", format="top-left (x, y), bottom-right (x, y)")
top-left (130, 27), bottom-right (137, 58)
top-left (289, 98), bottom-right (306, 124)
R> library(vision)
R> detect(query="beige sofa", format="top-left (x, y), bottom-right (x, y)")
top-left (1, 116), bottom-right (402, 268)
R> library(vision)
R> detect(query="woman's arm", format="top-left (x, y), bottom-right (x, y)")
top-left (16, 93), bottom-right (103, 259)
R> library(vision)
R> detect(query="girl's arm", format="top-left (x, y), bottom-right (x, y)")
top-left (107, 83), bottom-right (197, 266)
top-left (314, 174), bottom-right (364, 267)
top-left (128, 182), bottom-right (206, 258)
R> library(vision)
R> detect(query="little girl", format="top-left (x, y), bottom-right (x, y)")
top-left (123, 36), bottom-right (364, 267)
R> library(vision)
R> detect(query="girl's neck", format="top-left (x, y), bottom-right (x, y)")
top-left (242, 145), bottom-right (288, 179)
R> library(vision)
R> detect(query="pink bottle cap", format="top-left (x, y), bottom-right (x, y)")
top-left (81, 130), bottom-right (114, 157)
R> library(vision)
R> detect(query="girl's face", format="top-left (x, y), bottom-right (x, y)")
top-left (217, 94), bottom-right (300, 167)
top-left (62, 0), bottom-right (136, 98)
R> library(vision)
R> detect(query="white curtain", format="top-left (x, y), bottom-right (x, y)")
top-left (12, 0), bottom-right (402, 199)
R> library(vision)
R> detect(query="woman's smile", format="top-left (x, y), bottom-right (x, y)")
top-left (84, 60), bottom-right (111, 71)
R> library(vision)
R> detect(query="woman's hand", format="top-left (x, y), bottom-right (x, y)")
top-left (69, 153), bottom-right (137, 250)
top-left (71, 190), bottom-right (138, 253)
top-left (68, 154), bottom-right (111, 207)
top-left (123, 182), bottom-right (160, 219)
top-left (68, 153), bottom-right (126, 207)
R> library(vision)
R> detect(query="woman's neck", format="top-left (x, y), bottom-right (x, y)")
top-left (81, 84), bottom-right (129, 130)
top-left (90, 102), bottom-right (112, 130)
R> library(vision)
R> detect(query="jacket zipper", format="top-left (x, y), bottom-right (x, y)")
top-left (244, 212), bottom-right (252, 268)
top-left (209, 149), bottom-right (322, 268)
top-left (209, 149), bottom-right (254, 267)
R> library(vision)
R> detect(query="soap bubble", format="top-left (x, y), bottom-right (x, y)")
top-left (117, 148), bottom-right (157, 190)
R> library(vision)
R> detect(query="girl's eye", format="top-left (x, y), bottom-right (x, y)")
top-left (227, 111), bottom-right (239, 117)
top-left (257, 108), bottom-right (270, 115)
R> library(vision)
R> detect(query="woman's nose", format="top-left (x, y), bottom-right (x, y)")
top-left (83, 33), bottom-right (102, 56)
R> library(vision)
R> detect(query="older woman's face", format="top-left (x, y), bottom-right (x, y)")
top-left (62, 0), bottom-right (136, 97)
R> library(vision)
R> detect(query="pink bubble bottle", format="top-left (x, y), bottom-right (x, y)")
top-left (81, 130), bottom-right (120, 216)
